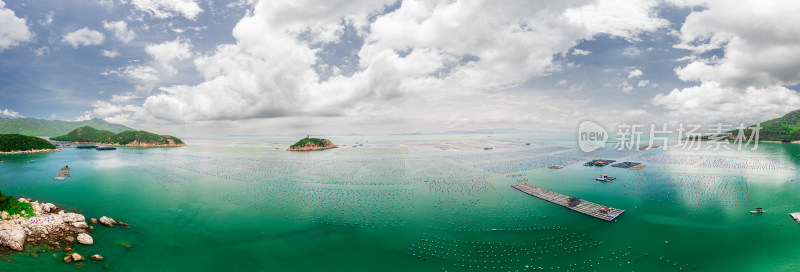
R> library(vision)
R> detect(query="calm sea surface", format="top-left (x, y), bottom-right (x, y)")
top-left (1, 134), bottom-right (799, 271)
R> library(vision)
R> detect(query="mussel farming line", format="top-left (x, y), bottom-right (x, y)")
top-left (512, 183), bottom-right (625, 221)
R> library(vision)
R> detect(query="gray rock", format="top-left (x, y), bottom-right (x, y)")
top-left (72, 221), bottom-right (89, 229)
top-left (41, 203), bottom-right (57, 214)
top-left (0, 228), bottom-right (26, 251)
top-left (90, 254), bottom-right (104, 260)
top-left (98, 216), bottom-right (116, 227)
top-left (77, 233), bottom-right (93, 245)
top-left (71, 252), bottom-right (84, 262)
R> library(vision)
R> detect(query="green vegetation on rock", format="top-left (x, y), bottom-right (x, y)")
top-left (0, 118), bottom-right (134, 137)
top-left (52, 126), bottom-right (184, 146)
top-left (290, 138), bottom-right (330, 149)
top-left (0, 134), bottom-right (56, 152)
top-left (0, 190), bottom-right (34, 218)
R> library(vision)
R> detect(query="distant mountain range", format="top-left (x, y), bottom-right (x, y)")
top-left (0, 118), bottom-right (134, 137)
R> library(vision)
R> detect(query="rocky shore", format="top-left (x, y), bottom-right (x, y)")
top-left (0, 198), bottom-right (125, 264)
top-left (287, 140), bottom-right (338, 151)
top-left (0, 148), bottom-right (61, 155)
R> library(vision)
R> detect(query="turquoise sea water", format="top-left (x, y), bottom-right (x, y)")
top-left (1, 134), bottom-right (800, 271)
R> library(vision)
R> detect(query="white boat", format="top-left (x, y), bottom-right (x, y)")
top-left (750, 208), bottom-right (764, 214)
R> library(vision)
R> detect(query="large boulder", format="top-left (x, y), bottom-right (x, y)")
top-left (41, 203), bottom-right (57, 214)
top-left (98, 216), bottom-right (116, 227)
top-left (71, 252), bottom-right (84, 262)
top-left (77, 233), bottom-right (93, 245)
top-left (0, 211), bottom-right (8, 220)
top-left (0, 228), bottom-right (26, 251)
top-left (63, 213), bottom-right (85, 223)
top-left (72, 221), bottom-right (89, 229)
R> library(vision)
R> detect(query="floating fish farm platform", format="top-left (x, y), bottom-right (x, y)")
top-left (512, 183), bottom-right (625, 221)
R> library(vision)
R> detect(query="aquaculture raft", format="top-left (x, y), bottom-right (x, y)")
top-left (512, 183), bottom-right (625, 221)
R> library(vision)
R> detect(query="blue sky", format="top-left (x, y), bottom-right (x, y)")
top-left (1, 0), bottom-right (799, 136)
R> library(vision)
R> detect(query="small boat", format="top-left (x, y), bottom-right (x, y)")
top-left (29, 160), bottom-right (35, 163)
top-left (96, 146), bottom-right (117, 151)
top-left (750, 208), bottom-right (765, 214)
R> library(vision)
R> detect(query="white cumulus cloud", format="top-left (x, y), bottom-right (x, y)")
top-left (0, 0), bottom-right (33, 52)
top-left (652, 0), bottom-right (800, 124)
top-left (1, 108), bottom-right (22, 118)
top-left (131, 0), bottom-right (203, 20)
top-left (102, 50), bottom-right (119, 58)
top-left (572, 49), bottom-right (591, 56)
top-left (628, 69), bottom-right (643, 78)
top-left (137, 0), bottom-right (668, 124)
top-left (63, 27), bottom-right (105, 48)
top-left (653, 81), bottom-right (800, 123)
top-left (103, 20), bottom-right (136, 43)
top-left (671, 0), bottom-right (800, 89)
top-left (145, 39), bottom-right (193, 75)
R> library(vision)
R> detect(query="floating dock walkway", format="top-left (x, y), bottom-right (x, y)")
top-left (512, 183), bottom-right (625, 221)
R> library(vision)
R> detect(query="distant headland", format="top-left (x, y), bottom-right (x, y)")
top-left (51, 126), bottom-right (185, 147)
top-left (0, 134), bottom-right (58, 154)
top-left (287, 136), bottom-right (337, 151)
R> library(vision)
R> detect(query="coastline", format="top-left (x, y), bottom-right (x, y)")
top-left (0, 148), bottom-right (60, 155)
top-left (759, 140), bottom-right (800, 143)
top-left (56, 141), bottom-right (186, 148)
top-left (287, 145), bottom-right (338, 151)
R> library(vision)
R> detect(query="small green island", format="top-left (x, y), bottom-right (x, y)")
top-left (51, 126), bottom-right (185, 147)
top-left (288, 136), bottom-right (338, 151)
top-left (0, 134), bottom-right (58, 154)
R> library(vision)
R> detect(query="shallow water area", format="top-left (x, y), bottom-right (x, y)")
top-left (0, 134), bottom-right (799, 271)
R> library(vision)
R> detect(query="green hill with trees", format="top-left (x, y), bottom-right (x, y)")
top-left (0, 134), bottom-right (57, 152)
top-left (738, 109), bottom-right (800, 142)
top-left (0, 118), bottom-right (134, 137)
top-left (52, 126), bottom-right (185, 147)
